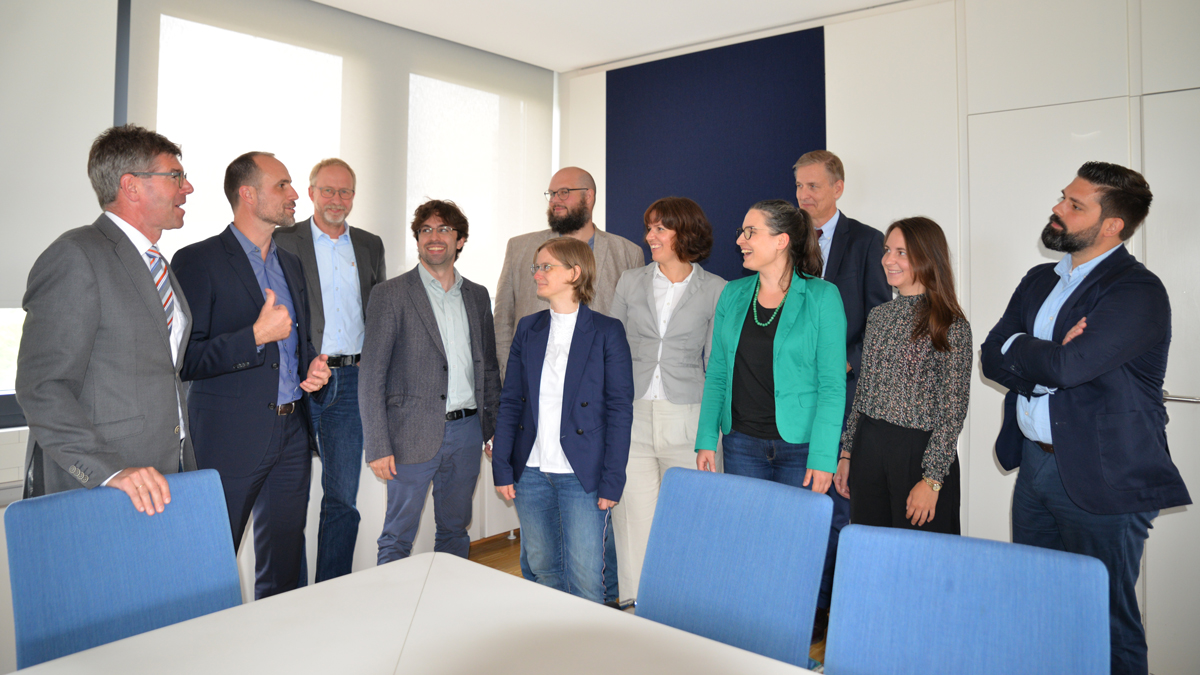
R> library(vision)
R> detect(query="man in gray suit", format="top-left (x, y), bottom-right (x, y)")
top-left (274, 158), bottom-right (386, 582)
top-left (360, 199), bottom-right (500, 564)
top-left (494, 166), bottom-right (645, 379)
top-left (16, 124), bottom-right (196, 513)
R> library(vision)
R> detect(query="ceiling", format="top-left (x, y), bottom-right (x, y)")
top-left (313, 0), bottom-right (898, 73)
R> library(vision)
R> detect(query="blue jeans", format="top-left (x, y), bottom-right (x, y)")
top-left (1013, 439), bottom-right (1157, 675)
top-left (520, 523), bottom-right (619, 604)
top-left (307, 364), bottom-right (364, 582)
top-left (722, 430), bottom-right (842, 609)
top-left (377, 415), bottom-right (483, 564)
top-left (515, 467), bottom-right (611, 603)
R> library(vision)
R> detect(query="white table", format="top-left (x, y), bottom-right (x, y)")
top-left (23, 553), bottom-right (813, 674)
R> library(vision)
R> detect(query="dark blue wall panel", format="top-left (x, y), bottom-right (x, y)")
top-left (606, 27), bottom-right (826, 282)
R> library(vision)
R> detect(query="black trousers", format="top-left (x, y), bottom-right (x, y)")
top-left (848, 414), bottom-right (960, 535)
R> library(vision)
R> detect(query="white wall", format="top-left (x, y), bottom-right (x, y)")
top-left (0, 0), bottom-right (117, 309)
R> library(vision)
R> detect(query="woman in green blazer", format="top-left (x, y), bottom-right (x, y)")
top-left (695, 199), bottom-right (847, 494)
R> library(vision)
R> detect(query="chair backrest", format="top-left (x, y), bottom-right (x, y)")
top-left (636, 468), bottom-right (833, 667)
top-left (4, 469), bottom-right (241, 668)
top-left (824, 524), bottom-right (1109, 675)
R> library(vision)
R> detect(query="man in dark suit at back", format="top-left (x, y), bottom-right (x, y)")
top-left (982, 162), bottom-right (1189, 675)
top-left (793, 149), bottom-right (892, 641)
top-left (173, 151), bottom-right (331, 599)
top-left (17, 125), bottom-right (196, 512)
top-left (274, 158), bottom-right (386, 582)
top-left (359, 199), bottom-right (501, 565)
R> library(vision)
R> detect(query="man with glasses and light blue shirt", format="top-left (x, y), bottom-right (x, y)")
top-left (275, 158), bottom-right (386, 582)
top-left (360, 199), bottom-right (500, 564)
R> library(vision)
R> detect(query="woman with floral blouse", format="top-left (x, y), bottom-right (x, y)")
top-left (832, 217), bottom-right (971, 533)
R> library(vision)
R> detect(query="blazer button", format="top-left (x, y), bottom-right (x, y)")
top-left (272, 363), bottom-right (279, 370)
top-left (518, 424), bottom-right (524, 430)
top-left (441, 394), bottom-right (446, 400)
top-left (576, 429), bottom-right (584, 435)
top-left (443, 365), bottom-right (448, 371)
top-left (580, 401), bottom-right (588, 407)
top-left (521, 397), bottom-right (526, 402)
top-left (268, 402), bottom-right (277, 410)
top-left (174, 425), bottom-right (181, 435)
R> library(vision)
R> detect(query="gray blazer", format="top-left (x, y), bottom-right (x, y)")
top-left (359, 266), bottom-right (502, 465)
top-left (494, 227), bottom-right (645, 380)
top-left (273, 217), bottom-right (387, 353)
top-left (16, 214), bottom-right (196, 496)
top-left (610, 263), bottom-right (726, 404)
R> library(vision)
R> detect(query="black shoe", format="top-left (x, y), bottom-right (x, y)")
top-left (811, 607), bottom-right (830, 645)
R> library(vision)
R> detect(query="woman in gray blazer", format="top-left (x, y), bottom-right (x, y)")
top-left (609, 197), bottom-right (725, 602)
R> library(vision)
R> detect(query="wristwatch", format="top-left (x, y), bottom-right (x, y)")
top-left (922, 476), bottom-right (943, 492)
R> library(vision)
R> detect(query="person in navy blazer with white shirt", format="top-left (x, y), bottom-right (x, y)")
top-left (793, 150), bottom-right (891, 637)
top-left (492, 237), bottom-right (634, 603)
top-left (981, 162), bottom-right (1189, 675)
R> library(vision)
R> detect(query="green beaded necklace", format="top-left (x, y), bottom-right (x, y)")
top-left (752, 276), bottom-right (788, 327)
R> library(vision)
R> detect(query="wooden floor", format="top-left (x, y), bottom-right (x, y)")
top-left (468, 531), bottom-right (827, 666)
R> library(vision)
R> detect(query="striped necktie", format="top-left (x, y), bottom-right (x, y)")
top-left (145, 246), bottom-right (175, 329)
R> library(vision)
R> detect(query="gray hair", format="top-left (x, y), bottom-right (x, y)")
top-left (87, 125), bottom-right (183, 208)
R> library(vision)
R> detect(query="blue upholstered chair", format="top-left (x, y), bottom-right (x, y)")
top-left (824, 524), bottom-right (1110, 675)
top-left (4, 468), bottom-right (242, 668)
top-left (635, 468), bottom-right (833, 668)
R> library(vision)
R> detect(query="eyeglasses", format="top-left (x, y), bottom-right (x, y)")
top-left (734, 226), bottom-right (778, 241)
top-left (129, 170), bottom-right (187, 188)
top-left (530, 263), bottom-right (569, 275)
top-left (418, 226), bottom-right (456, 236)
top-left (544, 187), bottom-right (589, 201)
top-left (316, 187), bottom-right (355, 199)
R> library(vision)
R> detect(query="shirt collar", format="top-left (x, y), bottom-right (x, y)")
top-left (104, 211), bottom-right (155, 254)
top-left (417, 261), bottom-right (463, 293)
top-left (652, 263), bottom-right (695, 286)
top-left (817, 210), bottom-right (841, 239)
top-left (310, 218), bottom-right (350, 244)
top-left (1054, 244), bottom-right (1122, 283)
top-left (230, 223), bottom-right (274, 258)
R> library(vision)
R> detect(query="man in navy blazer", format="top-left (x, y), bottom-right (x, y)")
top-left (981, 162), bottom-right (1189, 675)
top-left (173, 152), bottom-right (331, 599)
top-left (793, 150), bottom-right (891, 635)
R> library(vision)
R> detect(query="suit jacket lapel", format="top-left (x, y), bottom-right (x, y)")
top-left (404, 269), bottom-right (446, 358)
top-left (96, 216), bottom-right (174, 356)
top-left (668, 264), bottom-right (705, 329)
top-left (642, 266), bottom-right (660, 329)
top-left (525, 312), bottom-right (551, 425)
top-left (561, 305), bottom-right (597, 418)
top-left (278, 248), bottom-right (310, 359)
top-left (166, 263), bottom-right (192, 370)
top-left (350, 227), bottom-right (374, 306)
top-left (220, 226), bottom-right (267, 307)
top-left (773, 273), bottom-right (807, 350)
top-left (1051, 246), bottom-right (1132, 339)
top-left (823, 213), bottom-right (849, 280)
top-left (293, 219), bottom-right (324, 330)
top-left (462, 282), bottom-right (484, 383)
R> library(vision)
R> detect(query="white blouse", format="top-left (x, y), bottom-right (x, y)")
top-left (527, 308), bottom-right (577, 474)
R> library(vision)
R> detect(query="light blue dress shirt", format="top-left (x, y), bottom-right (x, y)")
top-left (310, 220), bottom-right (365, 355)
top-left (816, 210), bottom-right (840, 279)
top-left (417, 264), bottom-right (476, 413)
top-left (230, 225), bottom-right (301, 404)
top-left (1003, 245), bottom-right (1122, 443)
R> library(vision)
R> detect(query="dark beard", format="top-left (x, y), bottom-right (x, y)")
top-left (547, 203), bottom-right (589, 235)
top-left (1041, 214), bottom-right (1101, 253)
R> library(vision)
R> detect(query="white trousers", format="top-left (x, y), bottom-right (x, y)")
top-left (611, 399), bottom-right (703, 602)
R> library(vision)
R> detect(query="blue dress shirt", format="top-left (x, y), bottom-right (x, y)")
top-left (1003, 245), bottom-right (1122, 443)
top-left (310, 220), bottom-right (365, 355)
top-left (816, 211), bottom-right (840, 279)
top-left (230, 224), bottom-right (302, 404)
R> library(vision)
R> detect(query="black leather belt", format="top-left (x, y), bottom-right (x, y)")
top-left (274, 401), bottom-right (297, 416)
top-left (328, 354), bottom-right (361, 368)
top-left (446, 408), bottom-right (477, 421)
top-left (1037, 442), bottom-right (1054, 454)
